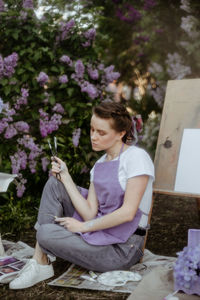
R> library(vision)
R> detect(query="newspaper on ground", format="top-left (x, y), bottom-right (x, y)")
top-left (0, 256), bottom-right (27, 284)
top-left (0, 239), bottom-right (34, 284)
top-left (48, 249), bottom-right (176, 294)
top-left (0, 172), bottom-right (17, 192)
top-left (0, 239), bottom-right (176, 293)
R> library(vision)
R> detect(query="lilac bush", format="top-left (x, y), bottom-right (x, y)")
top-left (0, 0), bottom-right (120, 213)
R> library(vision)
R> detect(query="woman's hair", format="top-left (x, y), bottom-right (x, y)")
top-left (93, 101), bottom-right (134, 144)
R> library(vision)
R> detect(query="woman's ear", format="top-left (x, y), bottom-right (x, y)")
top-left (119, 130), bottom-right (126, 140)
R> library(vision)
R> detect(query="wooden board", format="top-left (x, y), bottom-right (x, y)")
top-left (154, 78), bottom-right (200, 196)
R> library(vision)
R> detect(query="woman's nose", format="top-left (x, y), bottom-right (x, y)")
top-left (91, 131), bottom-right (97, 140)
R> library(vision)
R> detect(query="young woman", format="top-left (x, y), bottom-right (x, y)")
top-left (9, 101), bottom-right (154, 289)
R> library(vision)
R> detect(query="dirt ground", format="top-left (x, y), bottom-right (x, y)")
top-left (1, 194), bottom-right (200, 300)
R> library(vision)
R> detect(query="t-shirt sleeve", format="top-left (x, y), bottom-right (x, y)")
top-left (125, 148), bottom-right (155, 180)
top-left (90, 165), bottom-right (95, 182)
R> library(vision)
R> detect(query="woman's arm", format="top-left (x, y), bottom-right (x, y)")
top-left (56, 175), bottom-right (149, 233)
top-left (51, 157), bottom-right (98, 221)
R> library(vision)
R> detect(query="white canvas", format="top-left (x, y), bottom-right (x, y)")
top-left (175, 129), bottom-right (200, 194)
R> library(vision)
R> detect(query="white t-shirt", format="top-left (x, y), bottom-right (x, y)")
top-left (90, 145), bottom-right (155, 228)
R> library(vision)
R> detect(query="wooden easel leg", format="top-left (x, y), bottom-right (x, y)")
top-left (196, 198), bottom-right (200, 219)
top-left (139, 193), bottom-right (155, 262)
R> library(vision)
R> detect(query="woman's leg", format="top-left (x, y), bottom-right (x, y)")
top-left (33, 175), bottom-right (75, 264)
top-left (9, 176), bottom-right (75, 289)
top-left (36, 223), bottom-right (145, 272)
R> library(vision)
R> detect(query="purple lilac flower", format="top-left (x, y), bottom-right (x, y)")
top-left (81, 81), bottom-right (98, 99)
top-left (143, 0), bottom-right (156, 10)
top-left (39, 108), bottom-right (48, 120)
top-left (36, 72), bottom-right (49, 86)
top-left (22, 0), bottom-right (33, 9)
top-left (84, 28), bottom-right (96, 40)
top-left (4, 124), bottom-right (17, 139)
top-left (29, 159), bottom-right (37, 173)
top-left (60, 19), bottom-right (75, 41)
top-left (0, 120), bottom-right (8, 134)
top-left (59, 74), bottom-right (68, 84)
top-left (82, 41), bottom-right (91, 48)
top-left (174, 245), bottom-right (200, 290)
top-left (116, 4), bottom-right (141, 23)
top-left (52, 103), bottom-right (65, 114)
top-left (43, 92), bottom-right (49, 104)
top-left (0, 0), bottom-right (5, 12)
top-left (104, 65), bottom-right (120, 83)
top-left (15, 88), bottom-right (29, 110)
top-left (41, 157), bottom-right (49, 172)
top-left (98, 63), bottom-right (105, 70)
top-left (0, 55), bottom-right (4, 78)
top-left (18, 135), bottom-right (42, 154)
top-left (14, 121), bottom-right (29, 132)
top-left (20, 11), bottom-right (28, 21)
top-left (16, 177), bottom-right (27, 197)
top-left (72, 128), bottom-right (81, 147)
top-left (75, 60), bottom-right (85, 79)
top-left (3, 53), bottom-right (18, 78)
top-left (39, 111), bottom-right (62, 137)
top-left (10, 150), bottom-right (27, 174)
top-left (82, 28), bottom-right (96, 47)
top-left (88, 67), bottom-right (99, 80)
top-left (0, 97), bottom-right (4, 113)
top-left (59, 55), bottom-right (73, 66)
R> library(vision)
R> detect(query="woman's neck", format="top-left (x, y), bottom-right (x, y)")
top-left (105, 141), bottom-right (124, 161)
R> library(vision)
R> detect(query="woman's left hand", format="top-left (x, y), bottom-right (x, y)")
top-left (55, 217), bottom-right (84, 233)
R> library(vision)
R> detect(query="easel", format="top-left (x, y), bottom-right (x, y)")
top-left (142, 79), bottom-right (200, 255)
top-left (153, 78), bottom-right (200, 216)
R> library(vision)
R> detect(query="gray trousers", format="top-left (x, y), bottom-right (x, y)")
top-left (35, 176), bottom-right (145, 272)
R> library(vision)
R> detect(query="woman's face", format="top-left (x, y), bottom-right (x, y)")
top-left (90, 114), bottom-right (124, 151)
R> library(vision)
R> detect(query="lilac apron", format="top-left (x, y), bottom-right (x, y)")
top-left (74, 143), bottom-right (144, 245)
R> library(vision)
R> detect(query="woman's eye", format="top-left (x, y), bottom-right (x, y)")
top-left (99, 131), bottom-right (106, 136)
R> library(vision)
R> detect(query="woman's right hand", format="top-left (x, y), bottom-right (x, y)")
top-left (51, 156), bottom-right (69, 182)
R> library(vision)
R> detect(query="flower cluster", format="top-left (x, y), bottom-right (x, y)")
top-left (82, 28), bottom-right (96, 47)
top-left (72, 128), bottom-right (81, 147)
top-left (0, 53), bottom-right (18, 79)
top-left (143, 0), bottom-right (156, 10)
top-left (180, 15), bottom-right (199, 38)
top-left (39, 109), bottom-right (63, 138)
top-left (36, 72), bottom-right (49, 86)
top-left (14, 88), bottom-right (29, 110)
top-left (23, 0), bottom-right (34, 10)
top-left (174, 245), bottom-right (200, 292)
top-left (59, 55), bottom-right (73, 66)
top-left (0, 0), bottom-right (5, 12)
top-left (59, 74), bottom-right (68, 84)
top-left (165, 53), bottom-right (191, 79)
top-left (58, 19), bottom-right (75, 42)
top-left (116, 4), bottom-right (141, 23)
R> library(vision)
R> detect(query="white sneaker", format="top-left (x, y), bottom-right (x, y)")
top-left (9, 259), bottom-right (54, 289)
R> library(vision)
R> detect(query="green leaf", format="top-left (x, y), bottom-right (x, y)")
top-left (4, 85), bottom-right (11, 96)
top-left (67, 88), bottom-right (74, 97)
top-left (0, 78), bottom-right (8, 86)
top-left (49, 95), bottom-right (55, 105)
top-left (12, 31), bottom-right (19, 40)
top-left (50, 66), bottom-right (59, 73)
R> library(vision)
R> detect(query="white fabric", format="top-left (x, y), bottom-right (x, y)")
top-left (90, 145), bottom-right (154, 228)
